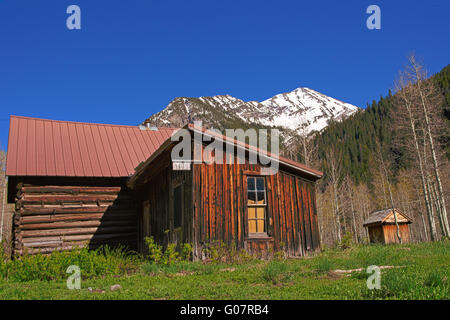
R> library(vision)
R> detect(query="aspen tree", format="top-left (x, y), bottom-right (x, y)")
top-left (408, 55), bottom-right (449, 237)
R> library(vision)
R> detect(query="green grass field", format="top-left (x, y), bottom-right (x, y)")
top-left (0, 241), bottom-right (448, 300)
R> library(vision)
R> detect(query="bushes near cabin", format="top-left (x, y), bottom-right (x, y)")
top-left (144, 236), bottom-right (192, 265)
top-left (0, 245), bottom-right (141, 282)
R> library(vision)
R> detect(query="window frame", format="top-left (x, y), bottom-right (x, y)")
top-left (245, 174), bottom-right (269, 238)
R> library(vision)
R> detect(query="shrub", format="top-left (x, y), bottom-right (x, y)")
top-left (164, 243), bottom-right (179, 264)
top-left (202, 241), bottom-right (255, 264)
top-left (339, 232), bottom-right (353, 250)
top-left (145, 237), bottom-right (163, 263)
top-left (144, 237), bottom-right (193, 265)
top-left (181, 243), bottom-right (193, 261)
top-left (204, 240), bottom-right (228, 263)
top-left (273, 250), bottom-right (285, 261)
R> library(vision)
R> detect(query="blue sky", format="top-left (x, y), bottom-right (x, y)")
top-left (0, 0), bottom-right (449, 149)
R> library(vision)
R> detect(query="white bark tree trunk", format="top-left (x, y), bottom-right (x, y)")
top-left (412, 58), bottom-right (449, 238)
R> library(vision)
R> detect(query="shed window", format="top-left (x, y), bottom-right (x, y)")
top-left (247, 176), bottom-right (267, 235)
top-left (173, 185), bottom-right (182, 229)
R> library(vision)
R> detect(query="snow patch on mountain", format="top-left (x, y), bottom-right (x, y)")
top-left (257, 87), bottom-right (359, 134)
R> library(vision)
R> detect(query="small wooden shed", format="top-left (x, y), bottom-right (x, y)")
top-left (363, 208), bottom-right (412, 244)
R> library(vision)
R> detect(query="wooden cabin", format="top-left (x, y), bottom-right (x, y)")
top-left (128, 124), bottom-right (323, 259)
top-left (5, 116), bottom-right (176, 255)
top-left (363, 208), bottom-right (412, 244)
top-left (6, 116), bottom-right (323, 258)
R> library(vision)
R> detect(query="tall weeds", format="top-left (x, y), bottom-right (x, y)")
top-left (0, 245), bottom-right (141, 282)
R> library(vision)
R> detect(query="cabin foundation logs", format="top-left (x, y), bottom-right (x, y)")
top-left (13, 185), bottom-right (137, 255)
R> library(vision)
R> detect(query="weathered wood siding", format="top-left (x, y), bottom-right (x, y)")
top-left (368, 224), bottom-right (411, 244)
top-left (134, 150), bottom-right (193, 253)
top-left (132, 140), bottom-right (321, 259)
top-left (13, 179), bottom-right (137, 254)
top-left (382, 224), bottom-right (410, 244)
top-left (192, 158), bottom-right (320, 259)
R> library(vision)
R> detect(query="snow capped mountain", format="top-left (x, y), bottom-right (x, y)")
top-left (258, 87), bottom-right (359, 134)
top-left (143, 87), bottom-right (359, 139)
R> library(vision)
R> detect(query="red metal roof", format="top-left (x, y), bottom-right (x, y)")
top-left (6, 115), bottom-right (177, 177)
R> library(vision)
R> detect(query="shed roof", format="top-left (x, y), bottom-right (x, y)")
top-left (6, 115), bottom-right (177, 177)
top-left (363, 208), bottom-right (412, 227)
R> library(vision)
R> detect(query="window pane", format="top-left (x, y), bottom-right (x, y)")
top-left (257, 219), bottom-right (265, 233)
top-left (249, 220), bottom-right (257, 233)
top-left (248, 207), bottom-right (256, 219)
top-left (247, 177), bottom-right (255, 191)
top-left (256, 207), bottom-right (265, 219)
top-left (257, 191), bottom-right (265, 204)
top-left (248, 191), bottom-right (256, 204)
top-left (256, 177), bottom-right (265, 191)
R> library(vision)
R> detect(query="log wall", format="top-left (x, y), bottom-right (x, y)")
top-left (13, 182), bottom-right (137, 254)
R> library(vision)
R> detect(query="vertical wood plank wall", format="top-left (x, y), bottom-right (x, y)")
top-left (368, 224), bottom-right (411, 244)
top-left (192, 158), bottom-right (320, 259)
top-left (382, 224), bottom-right (410, 244)
top-left (135, 151), bottom-right (193, 253)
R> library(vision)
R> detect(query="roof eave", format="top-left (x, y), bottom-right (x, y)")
top-left (186, 124), bottom-right (323, 179)
top-left (127, 124), bottom-right (323, 187)
top-left (127, 137), bottom-right (176, 189)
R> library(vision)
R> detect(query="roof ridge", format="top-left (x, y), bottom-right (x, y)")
top-left (9, 115), bottom-right (179, 130)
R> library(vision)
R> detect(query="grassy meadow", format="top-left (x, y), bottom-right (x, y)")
top-left (0, 240), bottom-right (448, 300)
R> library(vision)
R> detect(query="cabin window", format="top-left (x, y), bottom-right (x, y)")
top-left (247, 176), bottom-right (267, 235)
top-left (173, 185), bottom-right (182, 229)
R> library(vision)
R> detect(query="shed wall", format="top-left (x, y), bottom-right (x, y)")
top-left (383, 224), bottom-right (411, 244)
